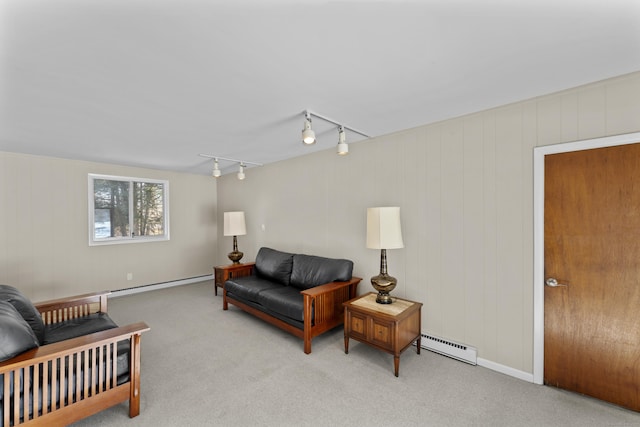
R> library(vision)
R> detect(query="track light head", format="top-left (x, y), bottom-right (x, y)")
top-left (337, 126), bottom-right (348, 155)
top-left (302, 111), bottom-right (316, 145)
top-left (199, 154), bottom-right (262, 179)
top-left (212, 159), bottom-right (221, 178)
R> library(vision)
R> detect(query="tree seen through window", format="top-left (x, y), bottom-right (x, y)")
top-left (90, 175), bottom-right (168, 244)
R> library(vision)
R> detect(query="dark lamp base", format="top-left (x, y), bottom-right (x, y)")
top-left (228, 251), bottom-right (244, 264)
top-left (370, 273), bottom-right (397, 304)
top-left (228, 235), bottom-right (243, 264)
top-left (375, 292), bottom-right (393, 304)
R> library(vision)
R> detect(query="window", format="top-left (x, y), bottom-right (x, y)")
top-left (88, 174), bottom-right (169, 245)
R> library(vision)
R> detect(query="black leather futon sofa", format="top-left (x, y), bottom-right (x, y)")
top-left (221, 247), bottom-right (361, 353)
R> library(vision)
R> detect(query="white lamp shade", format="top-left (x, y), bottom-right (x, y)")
top-left (224, 211), bottom-right (246, 236)
top-left (366, 207), bottom-right (404, 249)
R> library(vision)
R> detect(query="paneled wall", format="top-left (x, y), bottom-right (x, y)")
top-left (0, 152), bottom-right (218, 301)
top-left (217, 71), bottom-right (640, 374)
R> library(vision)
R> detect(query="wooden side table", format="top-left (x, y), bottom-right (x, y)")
top-left (343, 292), bottom-right (422, 377)
top-left (213, 262), bottom-right (255, 296)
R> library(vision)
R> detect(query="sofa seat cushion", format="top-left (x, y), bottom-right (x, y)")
top-left (258, 287), bottom-right (306, 323)
top-left (0, 284), bottom-right (46, 344)
top-left (290, 254), bottom-right (354, 290)
top-left (255, 247), bottom-right (294, 285)
top-left (225, 276), bottom-right (283, 305)
top-left (0, 301), bottom-right (40, 362)
top-left (43, 313), bottom-right (118, 345)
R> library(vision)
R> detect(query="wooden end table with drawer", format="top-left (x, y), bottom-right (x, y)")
top-left (343, 292), bottom-right (422, 377)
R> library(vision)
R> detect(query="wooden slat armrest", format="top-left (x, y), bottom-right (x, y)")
top-left (35, 290), bottom-right (111, 315)
top-left (216, 263), bottom-right (256, 299)
top-left (300, 277), bottom-right (362, 298)
top-left (299, 277), bottom-right (362, 354)
top-left (0, 322), bottom-right (150, 371)
top-left (218, 262), bottom-right (256, 276)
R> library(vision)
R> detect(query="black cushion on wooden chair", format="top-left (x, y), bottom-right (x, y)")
top-left (43, 312), bottom-right (119, 344)
top-left (0, 284), bottom-right (46, 344)
top-left (0, 300), bottom-right (39, 362)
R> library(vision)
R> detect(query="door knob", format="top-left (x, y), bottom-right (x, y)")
top-left (545, 278), bottom-right (567, 287)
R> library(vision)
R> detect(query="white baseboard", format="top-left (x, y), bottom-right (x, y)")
top-left (110, 275), bottom-right (213, 298)
top-left (477, 357), bottom-right (534, 383)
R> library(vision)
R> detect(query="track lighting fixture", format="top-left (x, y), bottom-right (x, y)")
top-left (212, 159), bottom-right (221, 178)
top-left (199, 154), bottom-right (262, 180)
top-left (337, 126), bottom-right (348, 155)
top-left (301, 110), bottom-right (369, 155)
top-left (302, 111), bottom-right (316, 145)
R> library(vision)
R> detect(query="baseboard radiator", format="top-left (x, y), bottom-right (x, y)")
top-left (418, 333), bottom-right (477, 365)
top-left (111, 274), bottom-right (213, 298)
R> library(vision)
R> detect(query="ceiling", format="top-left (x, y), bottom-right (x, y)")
top-left (1, 0), bottom-right (640, 176)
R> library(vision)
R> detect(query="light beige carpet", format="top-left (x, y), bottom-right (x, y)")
top-left (72, 281), bottom-right (640, 427)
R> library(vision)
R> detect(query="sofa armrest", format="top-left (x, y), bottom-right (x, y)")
top-left (216, 262), bottom-right (256, 282)
top-left (300, 277), bottom-right (362, 299)
top-left (0, 322), bottom-right (150, 369)
top-left (34, 291), bottom-right (111, 325)
top-left (299, 277), bottom-right (362, 354)
top-left (0, 322), bottom-right (150, 425)
top-left (214, 263), bottom-right (256, 296)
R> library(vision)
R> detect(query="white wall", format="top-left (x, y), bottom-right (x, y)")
top-left (216, 71), bottom-right (640, 374)
top-left (0, 152), bottom-right (218, 301)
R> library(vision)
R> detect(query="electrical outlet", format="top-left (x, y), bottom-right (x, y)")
top-left (126, 273), bottom-right (133, 281)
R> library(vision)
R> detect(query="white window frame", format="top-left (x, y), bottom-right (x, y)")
top-left (88, 173), bottom-right (170, 246)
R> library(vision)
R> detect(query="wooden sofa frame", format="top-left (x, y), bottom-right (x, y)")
top-left (1, 291), bottom-right (149, 427)
top-left (220, 262), bottom-right (361, 354)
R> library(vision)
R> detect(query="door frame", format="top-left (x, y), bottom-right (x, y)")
top-left (533, 131), bottom-right (640, 384)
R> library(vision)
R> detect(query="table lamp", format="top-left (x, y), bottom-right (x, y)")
top-left (224, 211), bottom-right (246, 263)
top-left (366, 207), bottom-right (404, 304)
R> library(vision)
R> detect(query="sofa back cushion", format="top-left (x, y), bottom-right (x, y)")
top-left (0, 300), bottom-right (40, 362)
top-left (0, 285), bottom-right (46, 344)
top-left (255, 247), bottom-right (294, 285)
top-left (290, 254), bottom-right (354, 290)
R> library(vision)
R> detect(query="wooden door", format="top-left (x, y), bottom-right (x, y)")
top-left (544, 143), bottom-right (640, 411)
